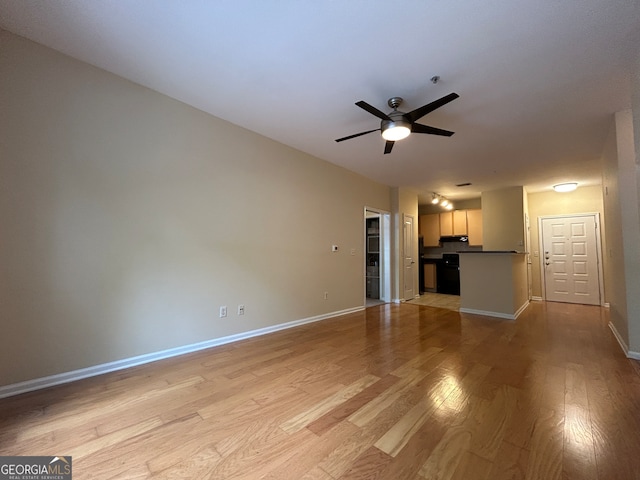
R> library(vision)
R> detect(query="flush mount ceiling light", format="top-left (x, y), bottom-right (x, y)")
top-left (553, 182), bottom-right (578, 193)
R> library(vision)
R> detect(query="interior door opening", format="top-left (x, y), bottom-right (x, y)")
top-left (365, 208), bottom-right (391, 307)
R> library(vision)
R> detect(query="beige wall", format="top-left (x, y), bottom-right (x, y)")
top-left (527, 186), bottom-right (606, 299)
top-left (459, 253), bottom-right (528, 318)
top-left (481, 186), bottom-right (526, 251)
top-left (601, 47), bottom-right (640, 356)
top-left (601, 118), bottom-right (629, 346)
top-left (0, 30), bottom-right (391, 386)
top-left (601, 108), bottom-right (640, 354)
top-left (391, 187), bottom-right (419, 301)
top-left (632, 49), bottom-right (640, 354)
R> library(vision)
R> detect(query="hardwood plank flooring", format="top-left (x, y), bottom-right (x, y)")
top-left (408, 292), bottom-right (460, 311)
top-left (2, 301), bottom-right (640, 479)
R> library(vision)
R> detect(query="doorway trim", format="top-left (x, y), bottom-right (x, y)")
top-left (537, 212), bottom-right (605, 306)
top-left (402, 213), bottom-right (416, 301)
top-left (364, 207), bottom-right (391, 305)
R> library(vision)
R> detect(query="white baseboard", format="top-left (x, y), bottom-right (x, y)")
top-left (513, 301), bottom-right (530, 319)
top-left (0, 306), bottom-right (364, 400)
top-left (608, 322), bottom-right (640, 360)
top-left (528, 296), bottom-right (608, 308)
top-left (460, 301), bottom-right (529, 321)
top-left (459, 308), bottom-right (516, 320)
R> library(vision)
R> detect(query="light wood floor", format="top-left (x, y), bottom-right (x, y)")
top-left (2, 302), bottom-right (640, 479)
top-left (408, 292), bottom-right (461, 311)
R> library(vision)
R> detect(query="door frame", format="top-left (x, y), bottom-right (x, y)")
top-left (364, 207), bottom-right (391, 304)
top-left (403, 214), bottom-right (416, 300)
top-left (537, 212), bottom-right (605, 306)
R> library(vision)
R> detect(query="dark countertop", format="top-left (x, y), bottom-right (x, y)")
top-left (421, 255), bottom-right (442, 262)
top-left (457, 250), bottom-right (526, 254)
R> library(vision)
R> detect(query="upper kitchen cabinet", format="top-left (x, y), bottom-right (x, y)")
top-left (453, 210), bottom-right (467, 235)
top-left (466, 209), bottom-right (483, 246)
top-left (439, 211), bottom-right (454, 236)
top-left (420, 214), bottom-right (440, 247)
top-left (420, 206), bottom-right (483, 246)
top-left (440, 210), bottom-right (468, 236)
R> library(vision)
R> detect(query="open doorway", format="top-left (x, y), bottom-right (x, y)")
top-left (365, 208), bottom-right (391, 307)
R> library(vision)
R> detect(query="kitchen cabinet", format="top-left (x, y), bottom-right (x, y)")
top-left (423, 263), bottom-right (437, 291)
top-left (453, 210), bottom-right (467, 235)
top-left (440, 210), bottom-right (467, 236)
top-left (419, 214), bottom-right (440, 247)
top-left (422, 209), bottom-right (482, 244)
top-left (466, 209), bottom-right (483, 246)
top-left (439, 212), bottom-right (454, 236)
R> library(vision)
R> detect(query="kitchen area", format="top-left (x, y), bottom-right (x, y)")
top-left (417, 187), bottom-right (530, 319)
top-left (419, 207), bottom-right (483, 296)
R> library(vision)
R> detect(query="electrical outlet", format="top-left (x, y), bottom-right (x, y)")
top-left (350, 248), bottom-right (356, 256)
top-left (219, 306), bottom-right (227, 318)
top-left (324, 292), bottom-right (328, 300)
top-left (238, 304), bottom-right (245, 315)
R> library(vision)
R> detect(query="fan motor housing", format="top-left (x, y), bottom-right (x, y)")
top-left (381, 111), bottom-right (411, 132)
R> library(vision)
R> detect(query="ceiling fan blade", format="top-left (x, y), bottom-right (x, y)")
top-left (335, 128), bottom-right (380, 142)
top-left (384, 141), bottom-right (395, 154)
top-left (407, 93), bottom-right (459, 122)
top-left (356, 101), bottom-right (392, 121)
top-left (411, 123), bottom-right (455, 137)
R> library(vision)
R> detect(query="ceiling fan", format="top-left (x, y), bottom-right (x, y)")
top-left (335, 92), bottom-right (459, 154)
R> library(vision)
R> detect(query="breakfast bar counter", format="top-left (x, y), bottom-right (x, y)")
top-left (458, 251), bottom-right (529, 319)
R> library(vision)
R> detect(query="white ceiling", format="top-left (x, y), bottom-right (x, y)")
top-left (1, 1), bottom-right (639, 204)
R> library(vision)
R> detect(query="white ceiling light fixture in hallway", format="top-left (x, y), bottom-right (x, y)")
top-left (553, 182), bottom-right (578, 192)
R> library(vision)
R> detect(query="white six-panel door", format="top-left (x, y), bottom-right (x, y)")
top-left (540, 214), bottom-right (601, 305)
top-left (403, 215), bottom-right (415, 300)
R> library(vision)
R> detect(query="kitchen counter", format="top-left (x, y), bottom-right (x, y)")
top-left (458, 252), bottom-right (529, 319)
top-left (457, 250), bottom-right (525, 254)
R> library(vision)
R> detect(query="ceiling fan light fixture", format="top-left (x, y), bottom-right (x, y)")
top-left (381, 123), bottom-right (411, 141)
top-left (336, 93), bottom-right (458, 154)
top-left (553, 182), bottom-right (578, 193)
